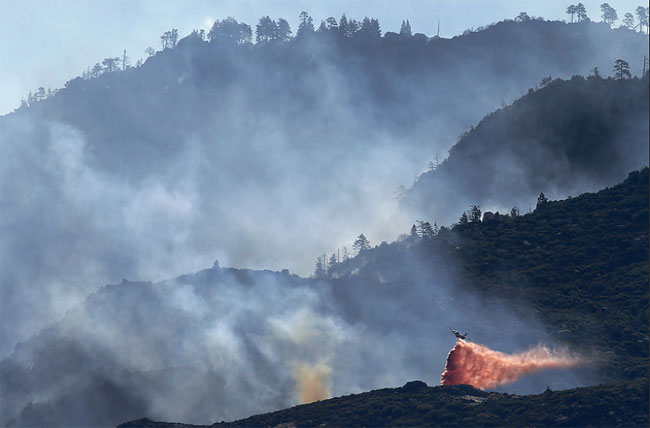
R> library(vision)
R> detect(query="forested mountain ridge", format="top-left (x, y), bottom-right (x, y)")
top-left (3, 168), bottom-right (647, 427)
top-left (16, 19), bottom-right (648, 166)
top-left (402, 74), bottom-right (649, 225)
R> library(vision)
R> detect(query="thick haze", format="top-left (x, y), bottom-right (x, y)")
top-left (1, 258), bottom-right (590, 427)
top-left (0, 0), bottom-right (645, 114)
top-left (1, 9), bottom-right (648, 362)
top-left (1, 5), bottom-right (648, 427)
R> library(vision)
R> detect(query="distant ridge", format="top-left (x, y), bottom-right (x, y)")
top-left (402, 75), bottom-right (649, 224)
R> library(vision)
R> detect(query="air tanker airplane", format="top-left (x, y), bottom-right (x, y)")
top-left (448, 327), bottom-right (471, 341)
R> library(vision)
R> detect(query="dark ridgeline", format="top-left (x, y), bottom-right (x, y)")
top-left (402, 75), bottom-right (649, 225)
top-left (12, 14), bottom-right (648, 179)
top-left (118, 380), bottom-right (649, 428)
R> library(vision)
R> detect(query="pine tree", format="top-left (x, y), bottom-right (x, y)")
top-left (613, 59), bottom-right (631, 79)
top-left (623, 12), bottom-right (635, 28)
top-left (121, 49), bottom-right (129, 70)
top-left (339, 14), bottom-right (349, 36)
top-left (297, 11), bottom-right (315, 38)
top-left (276, 18), bottom-right (292, 41)
top-left (400, 20), bottom-right (412, 36)
top-left (575, 3), bottom-right (588, 22)
top-left (256, 16), bottom-right (278, 42)
top-left (325, 17), bottom-right (338, 30)
top-left (536, 192), bottom-right (549, 208)
top-left (459, 212), bottom-right (469, 225)
top-left (420, 221), bottom-right (434, 237)
top-left (328, 253), bottom-right (338, 272)
top-left (469, 204), bottom-right (482, 222)
top-left (600, 3), bottom-right (617, 26)
top-left (635, 6), bottom-right (648, 33)
top-left (314, 256), bottom-right (326, 278)
top-left (567, 5), bottom-right (577, 23)
top-left (353, 233), bottom-right (370, 254)
top-left (101, 57), bottom-right (120, 73)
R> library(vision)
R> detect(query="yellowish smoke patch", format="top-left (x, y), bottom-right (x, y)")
top-left (293, 362), bottom-right (332, 404)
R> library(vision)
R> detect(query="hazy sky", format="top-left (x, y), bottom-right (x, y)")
top-left (0, 0), bottom-right (644, 115)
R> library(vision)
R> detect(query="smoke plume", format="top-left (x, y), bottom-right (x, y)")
top-left (441, 340), bottom-right (583, 390)
top-left (293, 363), bottom-right (332, 404)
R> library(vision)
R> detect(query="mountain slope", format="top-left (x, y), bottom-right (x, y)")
top-left (402, 75), bottom-right (649, 225)
top-left (119, 379), bottom-right (649, 428)
top-left (2, 168), bottom-right (647, 427)
top-left (341, 167), bottom-right (649, 380)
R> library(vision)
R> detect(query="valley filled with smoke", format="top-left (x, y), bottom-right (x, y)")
top-left (1, 16), bottom-right (647, 358)
top-left (1, 8), bottom-right (648, 428)
top-left (2, 252), bottom-right (588, 426)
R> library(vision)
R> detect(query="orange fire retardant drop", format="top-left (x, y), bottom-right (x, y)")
top-left (441, 339), bottom-right (582, 390)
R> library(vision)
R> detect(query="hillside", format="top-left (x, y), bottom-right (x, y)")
top-left (337, 167), bottom-right (650, 381)
top-left (3, 169), bottom-right (647, 427)
top-left (402, 75), bottom-right (649, 225)
top-left (2, 18), bottom-right (648, 362)
top-left (119, 379), bottom-right (649, 428)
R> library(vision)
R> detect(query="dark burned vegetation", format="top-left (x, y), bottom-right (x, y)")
top-left (121, 379), bottom-right (649, 428)
top-left (448, 168), bottom-right (649, 380)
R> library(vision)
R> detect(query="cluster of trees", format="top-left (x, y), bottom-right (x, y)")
top-left (612, 4), bottom-right (649, 31)
top-left (160, 29), bottom-right (179, 50)
top-left (404, 201), bottom-right (527, 239)
top-left (600, 3), bottom-right (618, 25)
top-left (256, 16), bottom-right (292, 42)
top-left (310, 13), bottom-right (382, 40)
top-left (589, 58), bottom-right (636, 80)
top-left (399, 20), bottom-right (412, 36)
top-left (20, 86), bottom-right (56, 107)
top-left (565, 3), bottom-right (589, 23)
top-left (189, 12), bottom-right (383, 45)
top-left (409, 220), bottom-right (441, 238)
top-left (314, 250), bottom-right (345, 278)
top-left (631, 6), bottom-right (650, 32)
top-left (255, 12), bottom-right (383, 41)
top-left (80, 49), bottom-right (138, 80)
top-left (458, 204), bottom-right (483, 225)
top-left (565, 3), bottom-right (649, 31)
top-left (536, 192), bottom-right (549, 208)
top-left (457, 202), bottom-right (533, 225)
top-left (208, 17), bottom-right (252, 44)
top-left (313, 233), bottom-right (371, 278)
